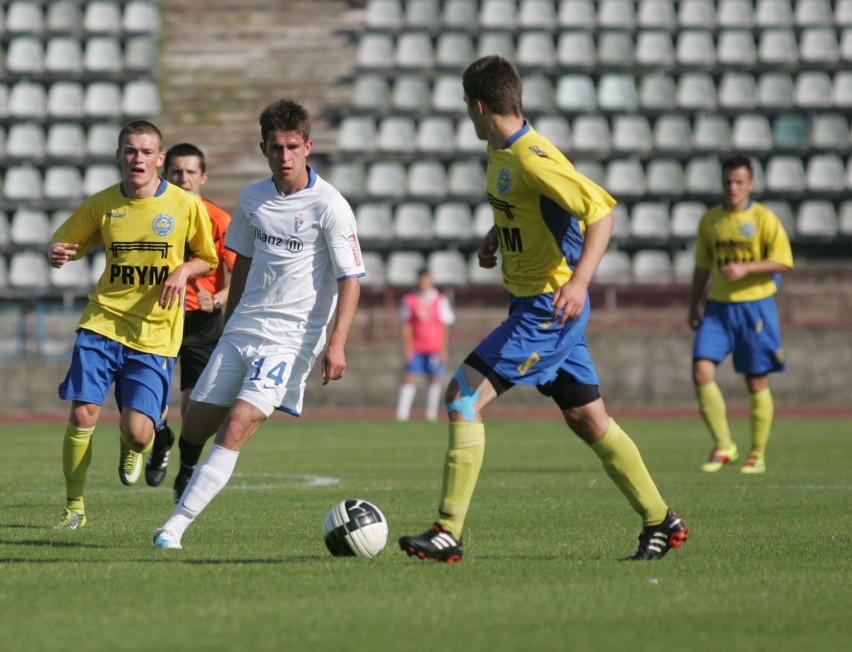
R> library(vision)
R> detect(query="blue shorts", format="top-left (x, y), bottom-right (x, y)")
top-left (693, 298), bottom-right (785, 376)
top-left (58, 329), bottom-right (176, 425)
top-left (472, 293), bottom-right (599, 388)
top-left (404, 352), bottom-right (446, 378)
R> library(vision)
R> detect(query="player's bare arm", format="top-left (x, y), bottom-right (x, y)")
top-left (552, 214), bottom-right (614, 324)
top-left (687, 267), bottom-right (713, 330)
top-left (160, 257), bottom-right (215, 310)
top-left (322, 276), bottom-right (361, 385)
top-left (477, 227), bottom-right (499, 268)
top-left (721, 260), bottom-right (792, 282)
top-left (48, 242), bottom-right (80, 268)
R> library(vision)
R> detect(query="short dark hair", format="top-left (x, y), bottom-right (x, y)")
top-left (164, 143), bottom-right (207, 173)
top-left (259, 99), bottom-right (311, 143)
top-left (722, 154), bottom-right (753, 178)
top-left (118, 120), bottom-right (163, 150)
top-left (462, 55), bottom-right (523, 117)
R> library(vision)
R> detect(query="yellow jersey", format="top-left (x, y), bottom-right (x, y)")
top-left (486, 123), bottom-right (617, 297)
top-left (52, 180), bottom-right (218, 356)
top-left (695, 201), bottom-right (794, 303)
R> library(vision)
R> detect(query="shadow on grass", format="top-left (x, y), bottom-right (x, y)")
top-left (0, 538), bottom-right (107, 549)
top-left (0, 555), bottom-right (330, 564)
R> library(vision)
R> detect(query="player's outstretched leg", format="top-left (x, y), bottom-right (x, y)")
top-left (146, 423), bottom-right (175, 487)
top-left (399, 524), bottom-right (463, 563)
top-left (625, 509), bottom-right (689, 561)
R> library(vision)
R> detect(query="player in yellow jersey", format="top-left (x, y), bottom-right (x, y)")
top-left (689, 155), bottom-right (794, 475)
top-left (49, 120), bottom-right (219, 529)
top-left (399, 56), bottom-right (688, 562)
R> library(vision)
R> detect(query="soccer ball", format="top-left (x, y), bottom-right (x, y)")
top-left (323, 499), bottom-right (388, 558)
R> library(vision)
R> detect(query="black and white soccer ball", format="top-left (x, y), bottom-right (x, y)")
top-left (323, 499), bottom-right (389, 558)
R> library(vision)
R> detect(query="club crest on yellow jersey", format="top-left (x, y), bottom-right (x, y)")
top-left (497, 169), bottom-right (512, 195)
top-left (152, 214), bottom-right (175, 236)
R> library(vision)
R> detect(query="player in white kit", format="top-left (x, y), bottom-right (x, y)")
top-left (153, 99), bottom-right (365, 549)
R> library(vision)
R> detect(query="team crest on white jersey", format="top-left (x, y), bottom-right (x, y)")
top-left (294, 214), bottom-right (305, 232)
top-left (152, 214), bottom-right (175, 236)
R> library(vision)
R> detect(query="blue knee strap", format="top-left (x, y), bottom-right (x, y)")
top-left (446, 370), bottom-right (479, 422)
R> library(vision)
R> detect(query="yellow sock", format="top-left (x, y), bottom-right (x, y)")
top-left (749, 388), bottom-right (773, 459)
top-left (696, 382), bottom-right (733, 449)
top-left (141, 432), bottom-right (155, 454)
top-left (591, 419), bottom-right (668, 526)
top-left (437, 422), bottom-right (485, 539)
top-left (120, 432), bottom-right (155, 454)
top-left (62, 422), bottom-right (95, 507)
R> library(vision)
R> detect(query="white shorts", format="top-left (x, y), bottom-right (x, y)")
top-left (190, 333), bottom-right (323, 417)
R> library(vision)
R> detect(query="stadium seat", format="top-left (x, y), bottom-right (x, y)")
top-left (406, 0), bottom-right (441, 30)
top-left (693, 115), bottom-right (732, 153)
top-left (632, 250), bottom-right (673, 282)
top-left (122, 80), bottom-right (161, 118)
top-left (83, 1), bottom-right (121, 34)
top-left (837, 201), bottom-right (852, 238)
top-left (598, 73), bottom-right (639, 112)
top-left (433, 202), bottom-right (473, 241)
top-left (442, 0), bottom-right (478, 31)
top-left (763, 200), bottom-right (796, 235)
top-left (635, 31), bottom-right (675, 68)
top-left (435, 32), bottom-right (475, 70)
top-left (329, 161), bottom-right (367, 201)
top-left (84, 82), bottom-right (122, 119)
top-left (677, 73), bottom-right (717, 110)
top-left (46, 123), bottom-right (86, 161)
top-left (796, 200), bottom-right (838, 238)
top-left (479, 0), bottom-right (517, 30)
top-left (555, 75), bottom-right (597, 113)
top-left (124, 36), bottom-right (158, 72)
top-left (391, 75), bottom-right (431, 114)
top-left (50, 209), bottom-right (73, 233)
top-left (810, 114), bottom-right (851, 151)
top-left (718, 72), bottom-right (758, 110)
top-left (673, 248), bottom-right (696, 280)
top-left (476, 31), bottom-right (515, 60)
top-left (406, 160), bottom-right (447, 199)
top-left (427, 250), bottom-right (467, 287)
top-left (832, 72), bottom-right (852, 109)
top-left (629, 202), bottom-right (670, 241)
top-left (355, 203), bottom-right (394, 242)
top-left (638, 73), bottom-right (677, 112)
top-left (800, 28), bottom-right (839, 66)
top-left (758, 30), bottom-right (798, 66)
top-left (337, 116), bottom-right (377, 154)
top-left (49, 257), bottom-right (91, 291)
top-left (386, 250), bottom-right (426, 286)
top-left (6, 123), bottom-right (46, 162)
top-left (670, 201), bottom-right (707, 240)
top-left (557, 0), bottom-right (596, 29)
top-left (685, 157), bottom-right (723, 195)
top-left (597, 32), bottom-right (635, 69)
top-left (416, 116), bottom-right (455, 156)
top-left (606, 204), bottom-right (628, 243)
top-left (805, 154), bottom-right (846, 193)
top-left (376, 116), bottom-right (416, 154)
top-left (758, 72), bottom-right (794, 110)
top-left (0, 213), bottom-right (7, 248)
top-left (3, 165), bottom-right (43, 202)
top-left (795, 0), bottom-right (833, 26)
top-left (772, 114), bottom-right (810, 150)
top-left (468, 251), bottom-right (503, 285)
top-left (679, 0), bottom-right (717, 28)
top-left (7, 2), bottom-right (44, 35)
top-left (718, 0), bottom-right (755, 27)
top-left (571, 115), bottom-right (611, 156)
top-left (472, 202), bottom-right (494, 237)
top-left (43, 166), bottom-right (84, 201)
top-left (653, 114), bottom-right (692, 154)
top-left (638, 0), bottom-right (677, 29)
top-left (842, 29), bottom-right (852, 63)
top-left (646, 159), bottom-right (685, 197)
top-left (455, 119), bottom-right (483, 154)
top-left (84, 37), bottom-right (123, 74)
top-left (676, 31), bottom-right (716, 69)
top-left (731, 114), bottom-right (773, 152)
top-left (90, 251), bottom-right (107, 284)
top-left (432, 75), bottom-right (465, 114)
top-left (519, 0), bottom-right (556, 29)
top-left (46, 1), bottom-right (82, 33)
top-left (522, 76), bottom-right (556, 114)
top-left (556, 32), bottom-right (596, 70)
top-left (366, 160), bottom-right (407, 199)
top-left (765, 156), bottom-right (806, 194)
top-left (356, 34), bottom-right (394, 71)
top-left (5, 37), bottom-right (45, 76)
top-left (755, 0), bottom-right (794, 28)
top-left (122, 1), bottom-right (161, 34)
top-left (0, 85), bottom-right (8, 120)
top-left (8, 82), bottom-right (48, 120)
top-left (516, 32), bottom-right (556, 73)
top-left (573, 160), bottom-right (606, 185)
top-left (9, 251), bottom-right (50, 291)
top-left (447, 160), bottom-right (485, 201)
top-left (612, 115), bottom-right (652, 154)
top-left (605, 160), bottom-right (646, 199)
top-left (359, 252), bottom-right (386, 290)
top-left (393, 202), bottom-right (433, 241)
top-left (717, 31), bottom-right (757, 69)
top-left (595, 249), bottom-right (631, 282)
top-left (364, 0), bottom-right (404, 31)
top-left (837, 0), bottom-right (852, 26)
top-left (599, 0), bottom-right (636, 29)
top-left (45, 37), bottom-right (84, 75)
top-left (10, 209), bottom-right (51, 246)
top-left (84, 164), bottom-right (121, 196)
top-left (534, 115), bottom-right (571, 152)
top-left (87, 123), bottom-right (121, 158)
top-left (351, 75), bottom-right (391, 114)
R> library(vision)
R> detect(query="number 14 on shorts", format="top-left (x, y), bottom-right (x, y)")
top-left (250, 357), bottom-right (288, 388)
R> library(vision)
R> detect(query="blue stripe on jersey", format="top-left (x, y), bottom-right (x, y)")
top-left (540, 196), bottom-right (584, 270)
top-left (502, 121), bottom-right (531, 149)
top-left (306, 166), bottom-right (317, 188)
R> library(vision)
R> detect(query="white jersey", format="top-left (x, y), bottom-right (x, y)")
top-left (224, 168), bottom-right (365, 349)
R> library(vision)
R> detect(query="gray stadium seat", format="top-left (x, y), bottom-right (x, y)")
top-left (597, 32), bottom-right (635, 69)
top-left (46, 123), bottom-right (86, 161)
top-left (6, 123), bottom-right (46, 162)
top-left (516, 32), bottom-right (556, 73)
top-left (10, 209), bottom-right (51, 246)
top-left (638, 0), bottom-right (677, 29)
top-left (337, 116), bottom-right (377, 154)
top-left (364, 0), bottom-right (404, 31)
top-left (472, 202), bottom-right (494, 237)
top-left (556, 32), bottom-right (596, 70)
top-left (376, 116), bottom-right (415, 154)
top-left (8, 82), bottom-right (48, 119)
top-left (629, 202), bottom-right (670, 241)
top-left (596, 250), bottom-right (631, 282)
top-left (718, 72), bottom-right (758, 110)
top-left (48, 81), bottom-right (85, 119)
top-left (435, 32), bottom-right (475, 70)
top-left (6, 2), bottom-right (44, 35)
top-left (395, 32), bottom-right (435, 70)
top-left (795, 0), bottom-right (833, 26)
top-left (758, 72), bottom-right (794, 109)
top-left (612, 115), bottom-right (652, 154)
top-left (522, 76), bottom-right (555, 114)
top-left (693, 115), bottom-right (732, 153)
top-left (762, 201), bottom-right (795, 236)
top-left (673, 248), bottom-right (696, 280)
top-left (758, 30), bottom-right (799, 66)
top-left (610, 204), bottom-right (630, 242)
top-left (393, 202), bottom-right (433, 241)
top-left (416, 116), bottom-right (455, 155)
top-left (433, 202), bottom-right (473, 241)
top-left (45, 37), bottom-right (84, 75)
top-left (794, 71), bottom-right (833, 109)
top-left (84, 37), bottom-right (123, 74)
top-left (639, 73), bottom-right (677, 112)
top-left (476, 31), bottom-right (515, 60)
top-left (677, 73), bottom-right (717, 110)
top-left (447, 160), bottom-right (485, 201)
top-left (635, 31), bottom-right (675, 68)
top-left (427, 250), bottom-right (467, 287)
top-left (44, 165), bottom-right (85, 201)
top-left (772, 114), bottom-right (809, 150)
top-left (837, 201), bottom-right (852, 238)
top-left (87, 123), bottom-right (121, 158)
top-left (519, 0), bottom-right (556, 30)
top-left (351, 75), bottom-right (390, 114)
top-left (832, 72), bottom-right (852, 109)
top-left (755, 0), bottom-right (794, 28)
top-left (685, 157), bottom-right (723, 195)
top-left (479, 0), bottom-right (517, 30)
top-left (810, 114), bottom-right (851, 151)
top-left (842, 29), bottom-right (852, 63)
top-left (406, 160), bottom-right (447, 199)
top-left (534, 114), bottom-right (571, 152)
top-left (653, 114), bottom-right (692, 154)
top-left (366, 160), bottom-right (407, 199)
top-left (598, 73), bottom-right (639, 112)
top-left (431, 75), bottom-right (465, 114)
top-left (359, 252), bottom-right (386, 290)
top-left (84, 82), bottom-right (122, 119)
top-left (572, 115), bottom-right (611, 156)
top-left (799, 28), bottom-right (840, 66)
top-left (555, 75), bottom-right (597, 113)
top-left (386, 251), bottom-right (426, 287)
top-left (605, 160), bottom-right (646, 199)
top-left (731, 114), bottom-right (773, 152)
top-left (405, 0), bottom-right (441, 31)
top-left (718, 0), bottom-right (755, 27)
top-left (670, 202), bottom-right (707, 240)
top-left (646, 159), bottom-right (686, 197)
top-left (84, 164), bottom-right (121, 196)
top-left (355, 203), bottom-right (393, 242)
top-left (124, 36), bottom-right (158, 72)
top-left (765, 156), bottom-right (806, 194)
top-left (717, 31), bottom-right (757, 69)
top-left (9, 251), bottom-right (50, 291)
top-left (391, 75), bottom-right (431, 114)
top-left (46, 1), bottom-right (83, 33)
top-left (676, 31), bottom-right (716, 69)
top-left (443, 0), bottom-right (478, 31)
top-left (455, 119), bottom-right (482, 154)
top-left (679, 0), bottom-right (717, 28)
top-left (3, 166), bottom-right (43, 202)
top-left (632, 250), bottom-right (673, 282)
top-left (599, 0), bottom-right (636, 29)
top-left (6, 37), bottom-right (45, 76)
top-left (330, 161), bottom-right (367, 201)
top-left (122, 80), bottom-right (161, 118)
top-left (357, 34), bottom-right (394, 71)
top-left (558, 0), bottom-right (596, 29)
top-left (796, 201), bottom-right (838, 238)
top-left (805, 154), bottom-right (846, 193)
top-left (84, 1), bottom-right (122, 34)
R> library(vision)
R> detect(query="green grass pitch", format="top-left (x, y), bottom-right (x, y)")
top-left (1, 416), bottom-right (849, 651)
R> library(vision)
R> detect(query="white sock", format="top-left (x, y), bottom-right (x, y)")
top-left (396, 383), bottom-right (416, 421)
top-left (425, 381), bottom-right (443, 420)
top-left (160, 444), bottom-right (240, 540)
